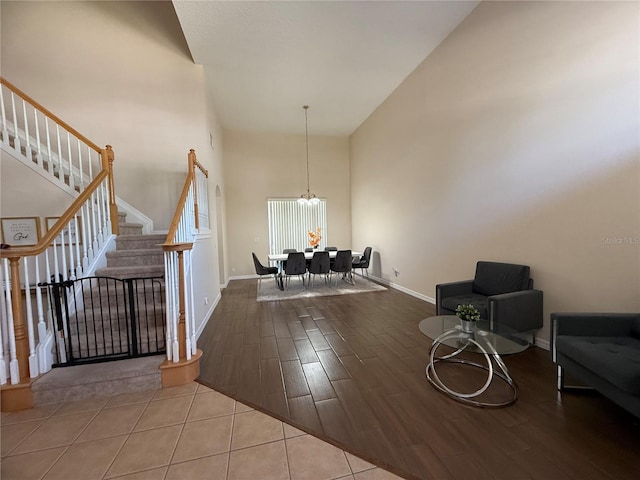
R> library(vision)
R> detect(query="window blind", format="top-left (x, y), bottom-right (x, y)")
top-left (267, 199), bottom-right (327, 255)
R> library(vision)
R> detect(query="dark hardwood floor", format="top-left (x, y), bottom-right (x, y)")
top-left (197, 278), bottom-right (640, 480)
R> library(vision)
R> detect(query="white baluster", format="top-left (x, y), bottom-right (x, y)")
top-left (10, 91), bottom-right (20, 152)
top-left (0, 262), bottom-right (8, 385)
top-left (91, 190), bottom-right (99, 253)
top-left (2, 259), bottom-right (19, 384)
top-left (55, 124), bottom-right (63, 182)
top-left (73, 216), bottom-right (82, 278)
top-left (66, 131), bottom-right (74, 191)
top-left (0, 85), bottom-right (8, 143)
top-left (95, 186), bottom-right (104, 246)
top-left (21, 98), bottom-right (31, 161)
top-left (77, 139), bottom-right (84, 191)
top-left (183, 250), bottom-right (191, 362)
top-left (87, 145), bottom-right (93, 179)
top-left (45, 118), bottom-right (54, 180)
top-left (34, 107), bottom-right (43, 169)
top-left (163, 251), bottom-right (173, 362)
top-left (188, 250), bottom-right (196, 355)
top-left (62, 219), bottom-right (74, 281)
top-left (22, 258), bottom-right (39, 377)
top-left (34, 254), bottom-right (48, 373)
top-left (80, 203), bottom-right (90, 269)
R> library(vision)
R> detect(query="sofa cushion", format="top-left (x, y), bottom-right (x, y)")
top-left (631, 318), bottom-right (640, 339)
top-left (555, 336), bottom-right (640, 395)
top-left (440, 294), bottom-right (488, 319)
top-left (473, 262), bottom-right (530, 297)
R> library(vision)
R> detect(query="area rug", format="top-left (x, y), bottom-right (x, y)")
top-left (257, 275), bottom-right (387, 301)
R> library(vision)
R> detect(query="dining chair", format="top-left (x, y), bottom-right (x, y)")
top-left (324, 246), bottom-right (337, 251)
top-left (282, 248), bottom-right (297, 271)
top-left (352, 246), bottom-right (372, 279)
top-left (304, 247), bottom-right (314, 252)
top-left (252, 252), bottom-right (278, 291)
top-left (331, 249), bottom-right (353, 286)
top-left (284, 252), bottom-right (307, 289)
top-left (307, 251), bottom-right (330, 288)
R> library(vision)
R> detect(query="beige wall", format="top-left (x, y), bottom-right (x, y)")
top-left (223, 130), bottom-right (351, 276)
top-left (350, 1), bottom-right (640, 343)
top-left (1, 1), bottom-right (227, 320)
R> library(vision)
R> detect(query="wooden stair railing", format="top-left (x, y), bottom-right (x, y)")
top-left (160, 149), bottom-right (209, 387)
top-left (0, 78), bottom-right (119, 411)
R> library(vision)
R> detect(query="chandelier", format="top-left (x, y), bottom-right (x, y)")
top-left (298, 105), bottom-right (320, 205)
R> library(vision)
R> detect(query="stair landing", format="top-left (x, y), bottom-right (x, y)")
top-left (32, 355), bottom-right (163, 406)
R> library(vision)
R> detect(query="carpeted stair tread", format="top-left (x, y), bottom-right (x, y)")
top-left (116, 234), bottom-right (166, 251)
top-left (106, 249), bottom-right (164, 267)
top-left (95, 265), bottom-right (165, 279)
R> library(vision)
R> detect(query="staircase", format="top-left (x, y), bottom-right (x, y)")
top-left (31, 213), bottom-right (168, 405)
top-left (96, 212), bottom-right (166, 279)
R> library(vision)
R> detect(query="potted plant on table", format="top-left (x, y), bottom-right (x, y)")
top-left (455, 304), bottom-right (480, 333)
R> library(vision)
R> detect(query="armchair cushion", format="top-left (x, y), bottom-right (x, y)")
top-left (440, 293), bottom-right (488, 319)
top-left (472, 261), bottom-right (530, 297)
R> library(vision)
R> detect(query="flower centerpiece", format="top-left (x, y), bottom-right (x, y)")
top-left (308, 227), bottom-right (322, 249)
top-left (455, 304), bottom-right (480, 333)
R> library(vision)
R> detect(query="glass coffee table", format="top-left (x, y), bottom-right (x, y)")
top-left (419, 315), bottom-right (530, 408)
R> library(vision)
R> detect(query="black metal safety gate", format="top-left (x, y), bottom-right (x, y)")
top-left (43, 276), bottom-right (166, 367)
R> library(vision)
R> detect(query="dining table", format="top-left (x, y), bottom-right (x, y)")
top-left (267, 250), bottom-right (362, 290)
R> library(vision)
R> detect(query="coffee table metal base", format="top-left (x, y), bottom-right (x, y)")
top-left (425, 329), bottom-right (518, 408)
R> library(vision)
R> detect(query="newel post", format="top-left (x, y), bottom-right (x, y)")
top-left (0, 255), bottom-right (34, 411)
top-left (160, 243), bottom-right (202, 387)
top-left (102, 145), bottom-right (119, 235)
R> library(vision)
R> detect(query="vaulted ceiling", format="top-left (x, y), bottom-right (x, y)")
top-left (173, 1), bottom-right (479, 135)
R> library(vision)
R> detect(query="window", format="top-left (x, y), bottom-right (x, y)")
top-left (267, 199), bottom-right (327, 255)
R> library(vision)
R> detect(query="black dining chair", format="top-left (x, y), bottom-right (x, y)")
top-left (284, 252), bottom-right (307, 289)
top-left (252, 252), bottom-right (278, 291)
top-left (324, 246), bottom-right (338, 268)
top-left (331, 249), bottom-right (353, 286)
top-left (352, 246), bottom-right (372, 279)
top-left (282, 248), bottom-right (297, 271)
top-left (304, 247), bottom-right (314, 252)
top-left (307, 251), bottom-right (330, 288)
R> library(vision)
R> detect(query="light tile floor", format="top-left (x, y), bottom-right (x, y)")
top-left (0, 382), bottom-right (403, 480)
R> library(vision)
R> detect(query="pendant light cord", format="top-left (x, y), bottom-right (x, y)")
top-left (304, 105), bottom-right (310, 195)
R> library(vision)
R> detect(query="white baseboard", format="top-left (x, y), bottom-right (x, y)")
top-left (370, 275), bottom-right (436, 305)
top-left (195, 291), bottom-right (221, 342)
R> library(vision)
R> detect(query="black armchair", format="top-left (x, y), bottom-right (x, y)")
top-left (436, 261), bottom-right (543, 334)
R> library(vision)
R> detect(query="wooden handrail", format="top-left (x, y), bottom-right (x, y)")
top-left (164, 167), bottom-right (195, 246)
top-left (0, 169), bottom-right (109, 259)
top-left (193, 156), bottom-right (208, 178)
top-left (164, 149), bottom-right (206, 246)
top-left (1, 77), bottom-right (102, 153)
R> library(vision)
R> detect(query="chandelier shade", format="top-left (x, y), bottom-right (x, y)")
top-left (298, 105), bottom-right (320, 205)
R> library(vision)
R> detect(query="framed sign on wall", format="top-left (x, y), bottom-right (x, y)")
top-left (0, 217), bottom-right (41, 246)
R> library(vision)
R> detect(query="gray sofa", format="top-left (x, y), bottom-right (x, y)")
top-left (551, 312), bottom-right (640, 418)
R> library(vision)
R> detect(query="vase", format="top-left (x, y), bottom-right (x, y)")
top-left (460, 319), bottom-right (474, 333)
